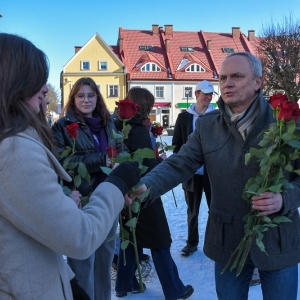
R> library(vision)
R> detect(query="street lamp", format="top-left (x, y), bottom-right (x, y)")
top-left (185, 87), bottom-right (191, 109)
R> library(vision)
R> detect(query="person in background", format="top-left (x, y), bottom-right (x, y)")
top-left (51, 77), bottom-right (124, 300)
top-left (133, 52), bottom-right (300, 300)
top-left (0, 33), bottom-right (140, 300)
top-left (172, 80), bottom-right (215, 256)
top-left (114, 87), bottom-right (194, 300)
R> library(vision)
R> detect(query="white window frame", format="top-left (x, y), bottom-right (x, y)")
top-left (108, 84), bottom-right (119, 97)
top-left (185, 63), bottom-right (205, 72)
top-left (139, 45), bottom-right (153, 51)
top-left (81, 60), bottom-right (90, 70)
top-left (98, 60), bottom-right (108, 71)
top-left (141, 63), bottom-right (161, 72)
top-left (97, 84), bottom-right (101, 92)
top-left (155, 86), bottom-right (164, 98)
top-left (180, 46), bottom-right (194, 52)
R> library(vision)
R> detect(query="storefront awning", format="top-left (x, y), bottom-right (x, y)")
top-left (153, 102), bottom-right (171, 107)
top-left (176, 102), bottom-right (217, 108)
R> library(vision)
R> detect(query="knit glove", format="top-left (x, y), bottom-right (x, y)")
top-left (70, 277), bottom-right (90, 300)
top-left (104, 161), bottom-right (140, 195)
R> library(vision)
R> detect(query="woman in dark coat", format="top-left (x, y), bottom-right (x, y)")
top-left (114, 87), bottom-right (193, 300)
top-left (51, 77), bottom-right (123, 300)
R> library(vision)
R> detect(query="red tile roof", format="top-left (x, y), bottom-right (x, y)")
top-left (115, 25), bottom-right (260, 83)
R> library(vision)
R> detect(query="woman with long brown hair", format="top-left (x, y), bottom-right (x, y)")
top-left (51, 77), bottom-right (124, 300)
top-left (0, 33), bottom-right (140, 300)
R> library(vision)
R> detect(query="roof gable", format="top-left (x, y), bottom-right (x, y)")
top-left (63, 33), bottom-right (124, 72)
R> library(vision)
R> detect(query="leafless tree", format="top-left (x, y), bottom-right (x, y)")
top-left (257, 14), bottom-right (300, 102)
top-left (46, 83), bottom-right (60, 112)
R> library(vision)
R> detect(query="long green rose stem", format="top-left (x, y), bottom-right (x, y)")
top-left (128, 206), bottom-right (144, 292)
top-left (71, 138), bottom-right (76, 188)
top-left (159, 135), bottom-right (177, 207)
top-left (119, 214), bottom-right (127, 266)
top-left (221, 215), bottom-right (260, 276)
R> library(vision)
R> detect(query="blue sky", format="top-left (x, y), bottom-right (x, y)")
top-left (1, 0), bottom-right (299, 92)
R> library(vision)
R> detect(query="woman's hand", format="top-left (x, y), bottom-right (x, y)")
top-left (159, 152), bottom-right (167, 160)
top-left (69, 190), bottom-right (82, 209)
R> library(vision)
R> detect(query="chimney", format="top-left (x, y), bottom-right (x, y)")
top-left (75, 46), bottom-right (82, 54)
top-left (152, 24), bottom-right (159, 35)
top-left (207, 40), bottom-right (212, 51)
top-left (119, 38), bottom-right (124, 53)
top-left (232, 27), bottom-right (240, 38)
top-left (165, 25), bottom-right (173, 37)
top-left (248, 30), bottom-right (255, 41)
top-left (165, 39), bottom-right (170, 53)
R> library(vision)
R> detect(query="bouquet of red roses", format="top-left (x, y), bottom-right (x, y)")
top-left (222, 93), bottom-right (300, 276)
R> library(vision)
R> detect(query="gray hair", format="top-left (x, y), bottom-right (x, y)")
top-left (224, 52), bottom-right (262, 78)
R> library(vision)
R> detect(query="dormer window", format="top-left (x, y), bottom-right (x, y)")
top-left (139, 45), bottom-right (153, 51)
top-left (186, 63), bottom-right (205, 72)
top-left (181, 47), bottom-right (194, 52)
top-left (141, 63), bottom-right (161, 72)
top-left (222, 48), bottom-right (235, 53)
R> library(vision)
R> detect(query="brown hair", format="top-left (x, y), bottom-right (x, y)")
top-left (0, 33), bottom-right (55, 152)
top-left (125, 87), bottom-right (155, 124)
top-left (64, 77), bottom-right (111, 125)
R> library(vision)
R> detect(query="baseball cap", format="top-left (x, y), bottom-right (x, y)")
top-left (195, 80), bottom-right (215, 93)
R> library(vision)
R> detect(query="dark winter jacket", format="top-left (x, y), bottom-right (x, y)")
top-left (142, 91), bottom-right (300, 271)
top-left (115, 117), bottom-right (172, 249)
top-left (172, 106), bottom-right (213, 192)
top-left (51, 110), bottom-right (124, 198)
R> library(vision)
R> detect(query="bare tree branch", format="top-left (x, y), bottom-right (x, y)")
top-left (257, 14), bottom-right (300, 102)
top-left (46, 83), bottom-right (60, 112)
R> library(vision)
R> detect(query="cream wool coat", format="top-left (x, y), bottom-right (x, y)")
top-left (0, 128), bottom-right (124, 299)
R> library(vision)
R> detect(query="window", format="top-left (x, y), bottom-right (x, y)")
top-left (184, 87), bottom-right (193, 98)
top-left (81, 60), bottom-right (90, 70)
top-left (181, 46), bottom-right (194, 52)
top-left (155, 86), bottom-right (164, 98)
top-left (139, 45), bottom-right (153, 51)
top-left (222, 48), bottom-right (235, 53)
top-left (186, 63), bottom-right (205, 72)
top-left (108, 85), bottom-right (119, 97)
top-left (97, 84), bottom-right (101, 92)
top-left (99, 61), bottom-right (108, 70)
top-left (141, 63), bottom-right (161, 72)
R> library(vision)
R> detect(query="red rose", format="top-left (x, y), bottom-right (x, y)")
top-left (65, 123), bottom-right (79, 138)
top-left (106, 146), bottom-right (118, 158)
top-left (292, 108), bottom-right (300, 122)
top-left (116, 99), bottom-right (138, 120)
top-left (278, 101), bottom-right (299, 122)
top-left (268, 93), bottom-right (288, 109)
top-left (154, 126), bottom-right (164, 136)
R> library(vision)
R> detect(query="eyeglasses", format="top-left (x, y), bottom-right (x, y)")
top-left (76, 93), bottom-right (97, 102)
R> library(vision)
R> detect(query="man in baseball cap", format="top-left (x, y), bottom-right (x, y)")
top-left (195, 80), bottom-right (216, 94)
top-left (172, 80), bottom-right (215, 256)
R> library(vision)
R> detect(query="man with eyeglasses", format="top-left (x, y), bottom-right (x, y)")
top-left (172, 80), bottom-right (215, 256)
top-left (133, 52), bottom-right (300, 300)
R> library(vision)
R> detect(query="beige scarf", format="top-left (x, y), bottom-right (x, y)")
top-left (224, 94), bottom-right (259, 140)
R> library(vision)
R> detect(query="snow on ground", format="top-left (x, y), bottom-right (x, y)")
top-left (111, 136), bottom-right (299, 300)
